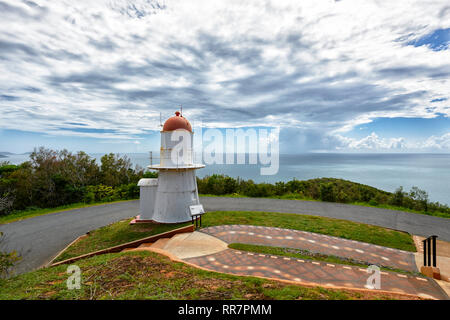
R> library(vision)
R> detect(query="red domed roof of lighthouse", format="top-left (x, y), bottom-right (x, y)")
top-left (162, 111), bottom-right (192, 132)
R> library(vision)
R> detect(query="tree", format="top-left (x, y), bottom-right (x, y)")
top-left (409, 186), bottom-right (429, 212)
top-left (100, 153), bottom-right (133, 187)
top-left (391, 186), bottom-right (405, 206)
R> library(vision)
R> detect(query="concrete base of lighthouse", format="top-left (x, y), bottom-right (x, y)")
top-left (133, 164), bottom-right (204, 224)
top-left (152, 169), bottom-right (202, 223)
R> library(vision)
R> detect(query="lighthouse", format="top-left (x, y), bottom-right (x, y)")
top-left (134, 111), bottom-right (205, 224)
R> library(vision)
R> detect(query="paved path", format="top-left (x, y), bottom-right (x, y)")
top-left (185, 249), bottom-right (447, 299)
top-left (182, 225), bottom-right (448, 300)
top-left (200, 225), bottom-right (418, 272)
top-left (1, 196), bottom-right (450, 275)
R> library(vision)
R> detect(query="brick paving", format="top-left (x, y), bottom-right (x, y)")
top-left (200, 224), bottom-right (418, 272)
top-left (181, 225), bottom-right (449, 299)
top-left (185, 249), bottom-right (447, 299)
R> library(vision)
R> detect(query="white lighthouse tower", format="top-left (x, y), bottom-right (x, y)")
top-left (133, 111), bottom-right (205, 224)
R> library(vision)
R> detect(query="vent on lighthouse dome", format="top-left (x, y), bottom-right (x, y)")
top-left (162, 111), bottom-right (192, 132)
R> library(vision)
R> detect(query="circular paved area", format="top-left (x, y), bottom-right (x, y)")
top-left (180, 225), bottom-right (448, 300)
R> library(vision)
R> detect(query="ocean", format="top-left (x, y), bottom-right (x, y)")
top-left (2, 153), bottom-right (450, 206)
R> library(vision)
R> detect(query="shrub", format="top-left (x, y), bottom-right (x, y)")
top-left (0, 232), bottom-right (21, 278)
top-left (320, 183), bottom-right (335, 202)
top-left (0, 193), bottom-right (14, 215)
top-left (142, 171), bottom-right (158, 178)
top-left (84, 185), bottom-right (115, 202)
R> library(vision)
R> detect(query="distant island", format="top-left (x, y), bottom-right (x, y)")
top-left (0, 151), bottom-right (32, 157)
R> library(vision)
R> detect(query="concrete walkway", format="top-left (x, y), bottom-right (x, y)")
top-left (200, 225), bottom-right (418, 272)
top-left (135, 226), bottom-right (448, 300)
top-left (153, 232), bottom-right (228, 259)
top-left (185, 248), bottom-right (447, 299)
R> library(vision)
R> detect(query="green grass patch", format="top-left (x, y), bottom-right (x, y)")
top-left (202, 211), bottom-right (416, 252)
top-left (200, 194), bottom-right (450, 219)
top-left (0, 199), bottom-right (137, 225)
top-left (229, 243), bottom-right (369, 267)
top-left (228, 243), bottom-right (418, 275)
top-left (0, 250), bottom-right (416, 300)
top-left (53, 218), bottom-right (189, 262)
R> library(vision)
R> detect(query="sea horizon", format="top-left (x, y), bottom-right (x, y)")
top-left (2, 151), bottom-right (449, 206)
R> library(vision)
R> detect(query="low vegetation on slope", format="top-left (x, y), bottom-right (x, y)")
top-left (198, 175), bottom-right (450, 218)
top-left (0, 251), bottom-right (421, 300)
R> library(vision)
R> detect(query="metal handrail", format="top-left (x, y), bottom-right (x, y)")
top-left (423, 235), bottom-right (438, 267)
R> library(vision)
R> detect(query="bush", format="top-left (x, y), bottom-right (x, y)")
top-left (0, 232), bottom-right (21, 278)
top-left (85, 185), bottom-right (115, 202)
top-left (0, 193), bottom-right (14, 215)
top-left (320, 183), bottom-right (335, 202)
top-left (142, 171), bottom-right (158, 178)
top-left (114, 183), bottom-right (140, 200)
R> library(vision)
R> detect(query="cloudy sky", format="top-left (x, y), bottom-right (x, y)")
top-left (0, 0), bottom-right (449, 154)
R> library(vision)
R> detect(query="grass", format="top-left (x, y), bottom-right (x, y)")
top-left (0, 199), bottom-right (138, 225)
top-left (53, 218), bottom-right (189, 262)
top-left (201, 194), bottom-right (450, 219)
top-left (52, 210), bottom-right (415, 263)
top-left (228, 243), bottom-right (419, 276)
top-left (1, 210), bottom-right (421, 300)
top-left (202, 211), bottom-right (416, 252)
top-left (0, 250), bottom-right (421, 300)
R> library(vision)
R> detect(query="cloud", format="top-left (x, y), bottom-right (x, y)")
top-left (333, 133), bottom-right (407, 151)
top-left (422, 133), bottom-right (450, 150)
top-left (0, 0), bottom-right (449, 152)
top-left (327, 132), bottom-right (450, 152)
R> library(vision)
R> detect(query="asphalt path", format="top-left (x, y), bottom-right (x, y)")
top-left (1, 197), bottom-right (449, 275)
